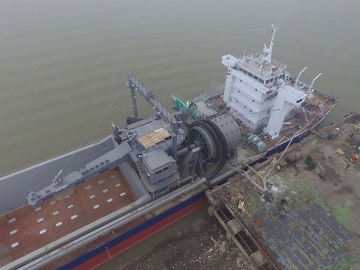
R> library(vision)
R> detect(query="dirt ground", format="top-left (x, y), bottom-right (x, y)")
top-left (282, 123), bottom-right (360, 241)
top-left (121, 122), bottom-right (360, 270)
top-left (266, 122), bottom-right (360, 269)
top-left (121, 220), bottom-right (252, 270)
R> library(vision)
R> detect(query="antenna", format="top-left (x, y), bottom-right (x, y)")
top-left (262, 23), bottom-right (279, 64)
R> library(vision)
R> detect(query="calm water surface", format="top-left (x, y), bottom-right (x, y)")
top-left (0, 0), bottom-right (359, 267)
top-left (1, 0), bottom-right (359, 174)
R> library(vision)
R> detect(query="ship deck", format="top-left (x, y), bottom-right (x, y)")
top-left (204, 89), bottom-right (336, 161)
top-left (0, 167), bottom-right (137, 267)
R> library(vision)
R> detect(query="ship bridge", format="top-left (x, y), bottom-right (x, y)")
top-left (221, 24), bottom-right (292, 131)
top-left (223, 53), bottom-right (288, 85)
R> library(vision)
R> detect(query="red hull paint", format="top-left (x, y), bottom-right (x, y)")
top-left (73, 196), bottom-right (207, 270)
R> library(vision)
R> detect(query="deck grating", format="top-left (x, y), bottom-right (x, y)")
top-left (0, 167), bottom-right (136, 266)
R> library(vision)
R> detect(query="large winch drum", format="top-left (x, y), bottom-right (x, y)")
top-left (211, 115), bottom-right (241, 150)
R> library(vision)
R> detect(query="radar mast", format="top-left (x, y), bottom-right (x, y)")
top-left (262, 23), bottom-right (279, 64)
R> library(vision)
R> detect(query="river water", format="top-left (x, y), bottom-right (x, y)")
top-left (0, 0), bottom-right (359, 267)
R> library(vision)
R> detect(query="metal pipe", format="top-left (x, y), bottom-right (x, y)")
top-left (301, 107), bottom-right (309, 125)
top-left (177, 147), bottom-right (190, 156)
top-left (316, 99), bottom-right (324, 114)
top-left (10, 178), bottom-right (207, 270)
top-left (128, 76), bottom-right (138, 118)
top-left (234, 167), bottom-right (266, 192)
top-left (295, 67), bottom-right (307, 87)
top-left (241, 163), bottom-right (267, 191)
top-left (208, 168), bottom-right (237, 186)
top-left (308, 73), bottom-right (322, 95)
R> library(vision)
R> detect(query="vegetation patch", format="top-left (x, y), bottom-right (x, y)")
top-left (334, 204), bottom-right (352, 228)
top-left (325, 254), bottom-right (360, 270)
top-left (352, 161), bottom-right (360, 171)
top-left (314, 197), bottom-right (331, 212)
top-left (285, 177), bottom-right (311, 196)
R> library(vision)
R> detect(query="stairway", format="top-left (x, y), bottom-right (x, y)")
top-left (130, 151), bottom-right (145, 174)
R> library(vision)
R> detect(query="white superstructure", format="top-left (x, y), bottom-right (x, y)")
top-left (222, 23), bottom-right (309, 139)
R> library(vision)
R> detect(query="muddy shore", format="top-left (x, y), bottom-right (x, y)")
top-left (121, 220), bottom-right (252, 270)
top-left (122, 119), bottom-right (360, 270)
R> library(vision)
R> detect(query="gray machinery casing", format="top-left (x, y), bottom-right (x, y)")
top-left (211, 115), bottom-right (241, 151)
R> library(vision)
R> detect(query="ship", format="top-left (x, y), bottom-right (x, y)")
top-left (0, 23), bottom-right (337, 270)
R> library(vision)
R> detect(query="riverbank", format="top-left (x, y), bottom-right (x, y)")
top-left (119, 116), bottom-right (360, 270)
top-left (206, 115), bottom-right (360, 270)
top-left (121, 220), bottom-right (252, 270)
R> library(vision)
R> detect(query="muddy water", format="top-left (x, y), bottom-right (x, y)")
top-left (1, 0), bottom-right (360, 175)
top-left (1, 0), bottom-right (360, 268)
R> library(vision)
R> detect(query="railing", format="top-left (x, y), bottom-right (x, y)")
top-left (139, 171), bottom-right (180, 193)
top-left (127, 75), bottom-right (176, 125)
top-left (295, 79), bottom-right (338, 103)
top-left (238, 54), bottom-right (288, 79)
top-left (23, 144), bottom-right (114, 199)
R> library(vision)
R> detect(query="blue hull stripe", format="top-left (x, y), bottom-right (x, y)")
top-left (57, 130), bottom-right (311, 269)
top-left (57, 191), bottom-right (205, 269)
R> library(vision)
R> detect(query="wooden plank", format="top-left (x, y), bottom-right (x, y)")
top-left (336, 148), bottom-right (344, 155)
top-left (137, 128), bottom-right (171, 149)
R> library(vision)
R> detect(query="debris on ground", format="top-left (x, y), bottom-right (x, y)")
top-left (122, 221), bottom-right (252, 270)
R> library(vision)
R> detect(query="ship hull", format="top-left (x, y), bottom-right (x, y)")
top-left (0, 124), bottom-right (315, 270)
top-left (57, 192), bottom-right (207, 270)
top-left (57, 130), bottom-right (313, 269)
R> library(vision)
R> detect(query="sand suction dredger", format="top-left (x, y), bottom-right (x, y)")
top-left (1, 23), bottom-right (337, 270)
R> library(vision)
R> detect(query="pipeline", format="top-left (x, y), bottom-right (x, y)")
top-left (208, 168), bottom-right (237, 186)
top-left (200, 119), bottom-right (229, 180)
top-left (199, 119), bottom-right (224, 162)
top-left (9, 178), bottom-right (207, 270)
